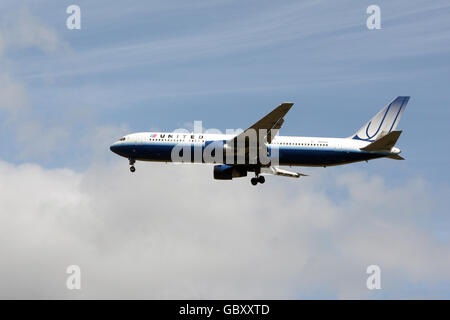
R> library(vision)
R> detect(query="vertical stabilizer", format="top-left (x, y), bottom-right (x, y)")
top-left (351, 96), bottom-right (409, 142)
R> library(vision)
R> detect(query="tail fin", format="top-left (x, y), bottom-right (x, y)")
top-left (351, 96), bottom-right (410, 142)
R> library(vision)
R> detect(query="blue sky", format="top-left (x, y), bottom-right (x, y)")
top-left (2, 1), bottom-right (450, 180)
top-left (0, 0), bottom-right (449, 299)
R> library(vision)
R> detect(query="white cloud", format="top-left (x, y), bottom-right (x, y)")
top-left (0, 1), bottom-right (448, 299)
top-left (0, 159), bottom-right (448, 299)
top-left (15, 122), bottom-right (70, 159)
top-left (0, 8), bottom-right (61, 53)
top-left (0, 74), bottom-right (28, 111)
top-left (0, 7), bottom-right (72, 159)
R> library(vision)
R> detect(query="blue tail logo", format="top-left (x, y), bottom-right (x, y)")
top-left (352, 96), bottom-right (410, 142)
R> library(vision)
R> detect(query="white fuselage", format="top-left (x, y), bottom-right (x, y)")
top-left (110, 132), bottom-right (398, 167)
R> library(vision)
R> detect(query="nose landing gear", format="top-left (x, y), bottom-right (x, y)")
top-left (129, 158), bottom-right (136, 173)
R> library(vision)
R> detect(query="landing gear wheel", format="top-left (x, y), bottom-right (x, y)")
top-left (258, 176), bottom-right (265, 184)
top-left (130, 166), bottom-right (136, 173)
top-left (250, 178), bottom-right (258, 186)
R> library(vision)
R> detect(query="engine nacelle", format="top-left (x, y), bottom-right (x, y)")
top-left (213, 165), bottom-right (248, 180)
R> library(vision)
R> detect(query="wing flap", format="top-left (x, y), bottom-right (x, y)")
top-left (262, 166), bottom-right (308, 178)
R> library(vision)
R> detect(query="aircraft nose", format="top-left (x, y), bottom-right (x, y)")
top-left (110, 142), bottom-right (120, 154)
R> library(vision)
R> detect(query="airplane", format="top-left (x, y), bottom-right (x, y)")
top-left (110, 96), bottom-right (409, 185)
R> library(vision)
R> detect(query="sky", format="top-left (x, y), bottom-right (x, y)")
top-left (0, 0), bottom-right (449, 299)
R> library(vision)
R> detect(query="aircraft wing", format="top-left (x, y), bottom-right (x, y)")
top-left (235, 102), bottom-right (294, 144)
top-left (226, 103), bottom-right (294, 161)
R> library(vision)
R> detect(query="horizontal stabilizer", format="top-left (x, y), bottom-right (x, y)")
top-left (387, 154), bottom-right (405, 160)
top-left (361, 130), bottom-right (402, 152)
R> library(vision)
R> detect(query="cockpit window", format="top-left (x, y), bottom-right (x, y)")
top-left (119, 137), bottom-right (126, 141)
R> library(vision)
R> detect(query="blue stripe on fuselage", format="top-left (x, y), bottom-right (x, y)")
top-left (273, 146), bottom-right (382, 166)
top-left (110, 142), bottom-right (384, 166)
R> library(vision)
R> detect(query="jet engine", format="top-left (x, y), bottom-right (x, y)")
top-left (213, 165), bottom-right (248, 180)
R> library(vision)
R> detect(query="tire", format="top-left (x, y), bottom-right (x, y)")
top-left (258, 176), bottom-right (265, 184)
top-left (251, 178), bottom-right (258, 185)
top-left (130, 166), bottom-right (136, 173)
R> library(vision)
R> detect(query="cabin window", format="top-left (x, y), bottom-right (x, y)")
top-left (119, 137), bottom-right (125, 141)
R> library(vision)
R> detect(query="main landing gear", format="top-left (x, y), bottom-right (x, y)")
top-left (251, 175), bottom-right (265, 186)
top-left (129, 158), bottom-right (136, 173)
